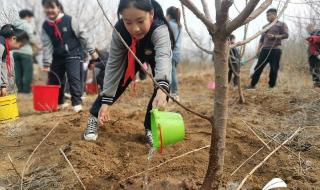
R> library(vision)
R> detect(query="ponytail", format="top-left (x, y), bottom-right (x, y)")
top-left (150, 0), bottom-right (175, 48)
top-left (0, 24), bottom-right (29, 43)
top-left (166, 6), bottom-right (182, 28)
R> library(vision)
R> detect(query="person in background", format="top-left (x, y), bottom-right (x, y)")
top-left (0, 24), bottom-right (29, 96)
top-left (41, 0), bottom-right (99, 112)
top-left (166, 6), bottom-right (182, 101)
top-left (228, 34), bottom-right (241, 88)
top-left (88, 49), bottom-right (109, 89)
top-left (13, 9), bottom-right (41, 94)
top-left (306, 24), bottom-right (320, 88)
top-left (247, 8), bottom-right (289, 89)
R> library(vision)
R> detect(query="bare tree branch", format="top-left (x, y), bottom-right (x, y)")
top-left (231, 0), bottom-right (290, 48)
top-left (8, 154), bottom-right (22, 180)
top-left (218, 0), bottom-right (234, 26)
top-left (180, 0), bottom-right (216, 31)
top-left (181, 4), bottom-right (214, 54)
top-left (215, 0), bottom-right (222, 15)
top-left (242, 0), bottom-right (273, 26)
top-left (226, 0), bottom-right (260, 33)
top-left (119, 145), bottom-right (210, 183)
top-left (201, 0), bottom-right (213, 22)
top-left (240, 23), bottom-right (249, 57)
top-left (236, 127), bottom-right (303, 190)
top-left (60, 149), bottom-right (86, 190)
top-left (21, 121), bottom-right (61, 190)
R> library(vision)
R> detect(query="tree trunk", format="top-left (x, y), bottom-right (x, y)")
top-left (201, 38), bottom-right (229, 190)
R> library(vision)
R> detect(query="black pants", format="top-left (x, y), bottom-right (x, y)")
top-left (309, 56), bottom-right (320, 86)
top-left (251, 48), bottom-right (282, 88)
top-left (49, 56), bottom-right (83, 106)
top-left (228, 61), bottom-right (240, 86)
top-left (90, 72), bottom-right (159, 131)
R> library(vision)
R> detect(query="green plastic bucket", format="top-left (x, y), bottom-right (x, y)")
top-left (151, 109), bottom-right (185, 151)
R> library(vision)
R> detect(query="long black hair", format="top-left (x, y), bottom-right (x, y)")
top-left (0, 24), bottom-right (29, 43)
top-left (117, 0), bottom-right (175, 48)
top-left (166, 6), bottom-right (181, 28)
top-left (42, 0), bottom-right (64, 13)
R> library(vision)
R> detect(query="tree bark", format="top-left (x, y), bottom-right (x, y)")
top-left (201, 37), bottom-right (229, 190)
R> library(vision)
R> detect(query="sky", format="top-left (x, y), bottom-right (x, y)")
top-left (156, 0), bottom-right (314, 52)
top-left (1, 0), bottom-right (316, 59)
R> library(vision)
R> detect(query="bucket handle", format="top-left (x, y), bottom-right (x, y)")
top-left (158, 124), bottom-right (163, 154)
top-left (43, 69), bottom-right (62, 86)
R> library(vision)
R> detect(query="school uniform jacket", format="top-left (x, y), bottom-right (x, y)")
top-left (41, 13), bottom-right (95, 66)
top-left (101, 19), bottom-right (172, 105)
top-left (0, 36), bottom-right (14, 88)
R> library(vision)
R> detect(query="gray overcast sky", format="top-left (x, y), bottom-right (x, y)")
top-left (2, 0), bottom-right (314, 56)
top-left (156, 0), bottom-right (313, 52)
top-left (82, 0), bottom-right (312, 55)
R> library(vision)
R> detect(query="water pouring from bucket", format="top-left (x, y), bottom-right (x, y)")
top-left (150, 109), bottom-right (185, 153)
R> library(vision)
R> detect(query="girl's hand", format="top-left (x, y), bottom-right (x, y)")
top-left (152, 89), bottom-right (167, 111)
top-left (0, 88), bottom-right (7, 97)
top-left (98, 104), bottom-right (111, 125)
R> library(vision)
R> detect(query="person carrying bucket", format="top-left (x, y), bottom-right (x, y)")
top-left (13, 9), bottom-right (42, 94)
top-left (0, 24), bottom-right (29, 97)
top-left (87, 49), bottom-right (109, 89)
top-left (83, 0), bottom-right (175, 146)
top-left (41, 0), bottom-right (99, 113)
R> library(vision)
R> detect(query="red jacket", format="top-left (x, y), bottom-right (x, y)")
top-left (306, 35), bottom-right (320, 56)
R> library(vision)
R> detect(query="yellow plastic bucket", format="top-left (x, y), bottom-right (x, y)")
top-left (0, 94), bottom-right (19, 123)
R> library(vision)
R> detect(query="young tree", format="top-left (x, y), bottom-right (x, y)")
top-left (179, 0), bottom-right (288, 189)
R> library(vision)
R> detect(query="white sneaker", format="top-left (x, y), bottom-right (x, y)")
top-left (64, 93), bottom-right (72, 99)
top-left (58, 103), bottom-right (70, 110)
top-left (73, 105), bottom-right (83, 113)
top-left (84, 115), bottom-right (99, 141)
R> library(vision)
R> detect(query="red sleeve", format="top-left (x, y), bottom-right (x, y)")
top-left (313, 35), bottom-right (320, 43)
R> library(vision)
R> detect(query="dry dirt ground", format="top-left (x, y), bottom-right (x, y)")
top-left (0, 64), bottom-right (319, 190)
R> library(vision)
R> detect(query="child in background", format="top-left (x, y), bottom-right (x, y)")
top-left (0, 24), bottom-right (29, 96)
top-left (13, 9), bottom-right (41, 94)
top-left (306, 24), bottom-right (320, 88)
top-left (83, 0), bottom-right (174, 146)
top-left (41, 0), bottom-right (99, 112)
top-left (166, 6), bottom-right (182, 101)
top-left (228, 34), bottom-right (241, 87)
top-left (88, 49), bottom-right (109, 89)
